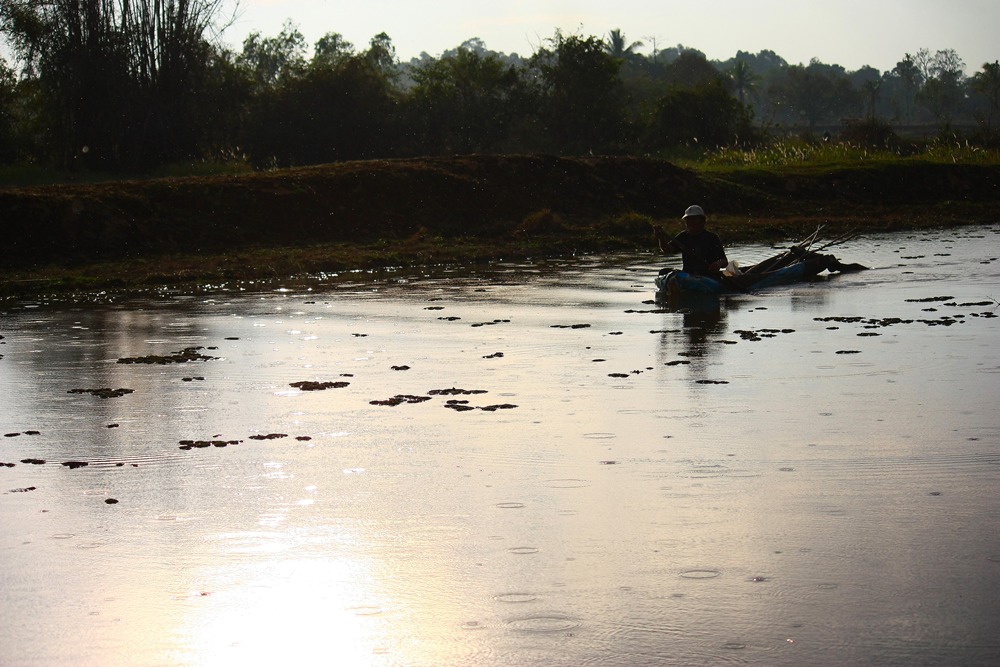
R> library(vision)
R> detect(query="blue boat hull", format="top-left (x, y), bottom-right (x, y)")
top-left (655, 262), bottom-right (810, 296)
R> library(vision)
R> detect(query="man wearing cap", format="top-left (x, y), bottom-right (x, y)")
top-left (655, 205), bottom-right (728, 278)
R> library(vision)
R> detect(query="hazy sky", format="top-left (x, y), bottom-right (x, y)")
top-left (218, 0), bottom-right (996, 74)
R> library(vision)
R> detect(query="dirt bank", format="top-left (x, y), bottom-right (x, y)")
top-left (2, 154), bottom-right (998, 296)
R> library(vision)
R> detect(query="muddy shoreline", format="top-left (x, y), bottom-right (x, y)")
top-left (2, 154), bottom-right (998, 298)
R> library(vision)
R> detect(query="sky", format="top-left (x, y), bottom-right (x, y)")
top-left (214, 0), bottom-right (996, 75)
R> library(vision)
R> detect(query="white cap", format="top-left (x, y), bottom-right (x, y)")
top-left (683, 205), bottom-right (705, 219)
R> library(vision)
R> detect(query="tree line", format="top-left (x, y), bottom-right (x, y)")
top-left (1, 0), bottom-right (998, 172)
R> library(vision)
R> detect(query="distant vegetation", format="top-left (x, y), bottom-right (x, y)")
top-left (1, 0), bottom-right (998, 181)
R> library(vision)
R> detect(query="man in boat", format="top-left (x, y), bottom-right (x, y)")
top-left (654, 205), bottom-right (728, 278)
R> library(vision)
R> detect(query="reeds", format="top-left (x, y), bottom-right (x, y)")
top-left (697, 138), bottom-right (1000, 168)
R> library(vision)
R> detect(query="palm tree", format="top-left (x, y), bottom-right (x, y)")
top-left (604, 29), bottom-right (643, 60)
top-left (729, 60), bottom-right (758, 105)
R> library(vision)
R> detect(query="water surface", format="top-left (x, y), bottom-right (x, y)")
top-left (2, 226), bottom-right (999, 666)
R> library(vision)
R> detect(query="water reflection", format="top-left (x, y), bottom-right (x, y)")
top-left (653, 294), bottom-right (731, 377)
top-left (2, 226), bottom-right (1000, 666)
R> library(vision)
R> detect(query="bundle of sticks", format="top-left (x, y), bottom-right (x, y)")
top-left (741, 226), bottom-right (862, 275)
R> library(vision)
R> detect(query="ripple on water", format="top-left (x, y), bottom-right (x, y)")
top-left (496, 502), bottom-right (525, 509)
top-left (542, 479), bottom-right (591, 489)
top-left (348, 605), bottom-right (383, 616)
top-left (494, 593), bottom-right (539, 604)
top-left (583, 432), bottom-right (616, 440)
top-left (679, 568), bottom-right (722, 579)
top-left (508, 546), bottom-right (540, 555)
top-left (505, 614), bottom-right (580, 633)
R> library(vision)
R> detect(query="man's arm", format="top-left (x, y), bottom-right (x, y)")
top-left (708, 236), bottom-right (728, 271)
top-left (653, 226), bottom-right (679, 254)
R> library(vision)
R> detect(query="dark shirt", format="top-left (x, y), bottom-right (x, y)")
top-left (671, 230), bottom-right (727, 276)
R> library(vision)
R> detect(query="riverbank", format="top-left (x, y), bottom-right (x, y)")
top-left (2, 154), bottom-right (998, 299)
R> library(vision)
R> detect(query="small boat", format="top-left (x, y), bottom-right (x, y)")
top-left (655, 232), bottom-right (866, 297)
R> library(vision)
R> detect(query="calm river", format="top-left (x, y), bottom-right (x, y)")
top-left (2, 225), bottom-right (999, 666)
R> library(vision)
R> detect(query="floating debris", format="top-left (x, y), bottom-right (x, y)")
top-left (20, 458), bottom-right (45, 465)
top-left (733, 328), bottom-right (792, 342)
top-left (178, 439), bottom-right (242, 450)
top-left (429, 388), bottom-right (488, 396)
top-left (696, 380), bottom-right (729, 385)
top-left (483, 352), bottom-right (504, 359)
top-left (248, 433), bottom-right (288, 440)
top-left (665, 360), bottom-right (691, 366)
top-left (471, 319), bottom-right (510, 327)
top-left (61, 461), bottom-right (89, 469)
top-left (371, 395), bottom-right (432, 406)
top-left (551, 323), bottom-right (591, 329)
top-left (104, 498), bottom-right (119, 504)
top-left (68, 388), bottom-right (134, 399)
top-left (118, 347), bottom-right (218, 364)
top-left (10, 486), bottom-right (37, 493)
top-left (438, 316), bottom-right (461, 321)
top-left (836, 350), bottom-right (862, 354)
top-left (905, 296), bottom-right (954, 302)
top-left (289, 380), bottom-right (350, 391)
top-left (181, 376), bottom-right (205, 382)
top-left (295, 436), bottom-right (312, 441)
top-left (390, 365), bottom-right (411, 371)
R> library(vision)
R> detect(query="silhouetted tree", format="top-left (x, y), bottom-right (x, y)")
top-left (243, 43), bottom-right (400, 166)
top-left (530, 32), bottom-right (626, 154)
top-left (891, 55), bottom-right (922, 123)
top-left (313, 32), bottom-right (355, 68)
top-left (662, 50), bottom-right (723, 89)
top-left (604, 29), bottom-right (643, 61)
top-left (846, 66), bottom-right (883, 121)
top-left (647, 81), bottom-right (755, 150)
top-left (366, 32), bottom-right (398, 80)
top-left (0, 0), bottom-right (228, 168)
top-left (917, 49), bottom-right (966, 126)
top-left (408, 47), bottom-right (529, 154)
top-left (237, 21), bottom-right (307, 89)
top-left (0, 57), bottom-right (18, 162)
top-left (970, 61), bottom-right (1000, 139)
top-left (769, 61), bottom-right (858, 129)
top-left (728, 60), bottom-right (758, 105)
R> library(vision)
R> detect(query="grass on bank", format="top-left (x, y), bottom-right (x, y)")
top-left (696, 140), bottom-right (1000, 170)
top-left (2, 133), bottom-right (999, 187)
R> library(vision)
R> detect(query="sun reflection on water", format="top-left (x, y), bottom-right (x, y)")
top-left (174, 556), bottom-right (394, 666)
